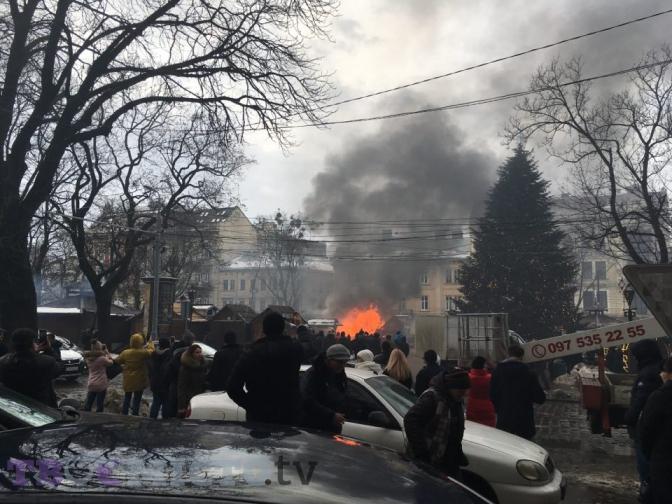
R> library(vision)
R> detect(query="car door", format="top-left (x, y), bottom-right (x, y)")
top-left (341, 380), bottom-right (406, 452)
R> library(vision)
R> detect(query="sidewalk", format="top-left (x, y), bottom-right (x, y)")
top-left (534, 379), bottom-right (639, 504)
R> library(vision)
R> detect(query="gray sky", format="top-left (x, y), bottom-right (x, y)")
top-left (236, 0), bottom-right (672, 219)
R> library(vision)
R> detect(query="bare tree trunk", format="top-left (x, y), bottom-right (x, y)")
top-left (0, 220), bottom-right (38, 331)
top-left (94, 288), bottom-right (114, 342)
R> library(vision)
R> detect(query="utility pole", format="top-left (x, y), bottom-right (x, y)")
top-left (150, 213), bottom-right (162, 341)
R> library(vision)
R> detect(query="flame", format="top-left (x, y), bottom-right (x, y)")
top-left (339, 305), bottom-right (384, 337)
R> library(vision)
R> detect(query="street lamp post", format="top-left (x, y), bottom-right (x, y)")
top-left (623, 284), bottom-right (636, 322)
top-left (187, 287), bottom-right (196, 329)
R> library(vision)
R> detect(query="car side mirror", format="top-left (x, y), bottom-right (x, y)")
top-left (368, 410), bottom-right (391, 428)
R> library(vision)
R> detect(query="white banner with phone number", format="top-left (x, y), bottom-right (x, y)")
top-left (522, 317), bottom-right (667, 363)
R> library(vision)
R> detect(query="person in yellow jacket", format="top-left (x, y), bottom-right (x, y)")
top-left (115, 333), bottom-right (154, 415)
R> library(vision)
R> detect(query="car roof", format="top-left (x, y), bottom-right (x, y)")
top-left (299, 364), bottom-right (381, 380)
top-left (0, 420), bottom-right (481, 503)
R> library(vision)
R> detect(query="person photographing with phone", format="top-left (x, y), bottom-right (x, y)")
top-left (83, 340), bottom-right (114, 412)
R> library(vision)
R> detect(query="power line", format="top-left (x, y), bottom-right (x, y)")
top-left (323, 7), bottom-right (672, 108)
top-left (289, 57), bottom-right (672, 129)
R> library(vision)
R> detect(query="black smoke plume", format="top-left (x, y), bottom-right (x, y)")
top-left (304, 100), bottom-right (495, 317)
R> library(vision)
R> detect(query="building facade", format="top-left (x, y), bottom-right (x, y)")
top-left (401, 259), bottom-right (466, 316)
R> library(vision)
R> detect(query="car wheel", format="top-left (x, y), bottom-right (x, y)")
top-left (461, 471), bottom-right (499, 504)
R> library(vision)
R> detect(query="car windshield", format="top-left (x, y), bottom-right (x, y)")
top-left (0, 386), bottom-right (62, 427)
top-left (55, 335), bottom-right (74, 350)
top-left (196, 342), bottom-right (217, 357)
top-left (365, 375), bottom-right (417, 418)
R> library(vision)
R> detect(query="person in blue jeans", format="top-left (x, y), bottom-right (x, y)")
top-left (115, 333), bottom-right (154, 416)
top-left (122, 390), bottom-right (144, 416)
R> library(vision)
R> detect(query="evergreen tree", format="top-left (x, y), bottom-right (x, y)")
top-left (457, 146), bottom-right (576, 341)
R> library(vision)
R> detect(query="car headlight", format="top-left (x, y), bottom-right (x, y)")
top-left (516, 460), bottom-right (550, 482)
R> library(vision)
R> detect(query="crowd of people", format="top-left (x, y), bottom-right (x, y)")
top-left (9, 315), bottom-right (672, 504)
top-left (0, 318), bottom-right (549, 484)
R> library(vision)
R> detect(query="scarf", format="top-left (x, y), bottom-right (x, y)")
top-left (425, 389), bottom-right (463, 465)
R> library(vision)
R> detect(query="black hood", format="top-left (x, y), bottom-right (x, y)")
top-left (631, 339), bottom-right (663, 368)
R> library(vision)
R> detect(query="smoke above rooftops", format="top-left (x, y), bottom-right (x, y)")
top-left (303, 94), bottom-right (495, 317)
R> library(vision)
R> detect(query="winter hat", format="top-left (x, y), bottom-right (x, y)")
top-left (158, 337), bottom-right (170, 350)
top-left (357, 349), bottom-right (374, 362)
top-left (436, 368), bottom-right (471, 390)
top-left (326, 344), bottom-right (351, 362)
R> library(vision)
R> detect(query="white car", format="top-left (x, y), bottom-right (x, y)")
top-left (55, 335), bottom-right (85, 381)
top-left (189, 365), bottom-right (566, 504)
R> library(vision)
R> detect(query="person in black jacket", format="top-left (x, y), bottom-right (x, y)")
top-left (301, 344), bottom-right (350, 433)
top-left (297, 326), bottom-right (317, 365)
top-left (0, 328), bottom-right (63, 407)
top-left (208, 331), bottom-right (244, 391)
top-left (415, 350), bottom-right (442, 396)
top-left (0, 329), bottom-right (8, 358)
top-left (228, 313), bottom-right (303, 425)
top-left (404, 368), bottom-right (471, 479)
top-left (337, 332), bottom-right (351, 352)
top-left (149, 337), bottom-right (172, 419)
top-left (351, 333), bottom-right (367, 356)
top-left (163, 332), bottom-right (195, 418)
top-left (374, 340), bottom-right (393, 367)
top-left (490, 345), bottom-right (546, 440)
top-left (625, 339), bottom-right (663, 503)
top-left (639, 357), bottom-right (672, 504)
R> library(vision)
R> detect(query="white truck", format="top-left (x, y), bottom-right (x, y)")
top-left (413, 313), bottom-right (522, 366)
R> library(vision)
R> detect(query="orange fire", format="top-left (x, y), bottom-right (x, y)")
top-left (339, 305), bottom-right (384, 337)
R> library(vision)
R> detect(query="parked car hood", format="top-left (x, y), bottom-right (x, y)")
top-left (463, 420), bottom-right (548, 463)
top-left (60, 348), bottom-right (82, 361)
top-left (0, 420), bottom-right (485, 504)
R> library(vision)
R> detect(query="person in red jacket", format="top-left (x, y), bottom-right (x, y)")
top-left (466, 356), bottom-right (496, 427)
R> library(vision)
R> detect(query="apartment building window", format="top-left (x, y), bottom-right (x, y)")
top-left (581, 261), bottom-right (593, 280)
top-left (583, 290), bottom-right (608, 311)
top-left (421, 295), bottom-right (429, 311)
top-left (420, 272), bottom-right (429, 285)
top-left (382, 229), bottom-right (393, 239)
top-left (445, 268), bottom-right (452, 284)
top-left (595, 261), bottom-right (607, 280)
top-left (251, 279), bottom-right (256, 291)
top-left (223, 279), bottom-right (231, 291)
top-left (240, 279), bottom-right (246, 291)
top-left (201, 272), bottom-right (209, 282)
